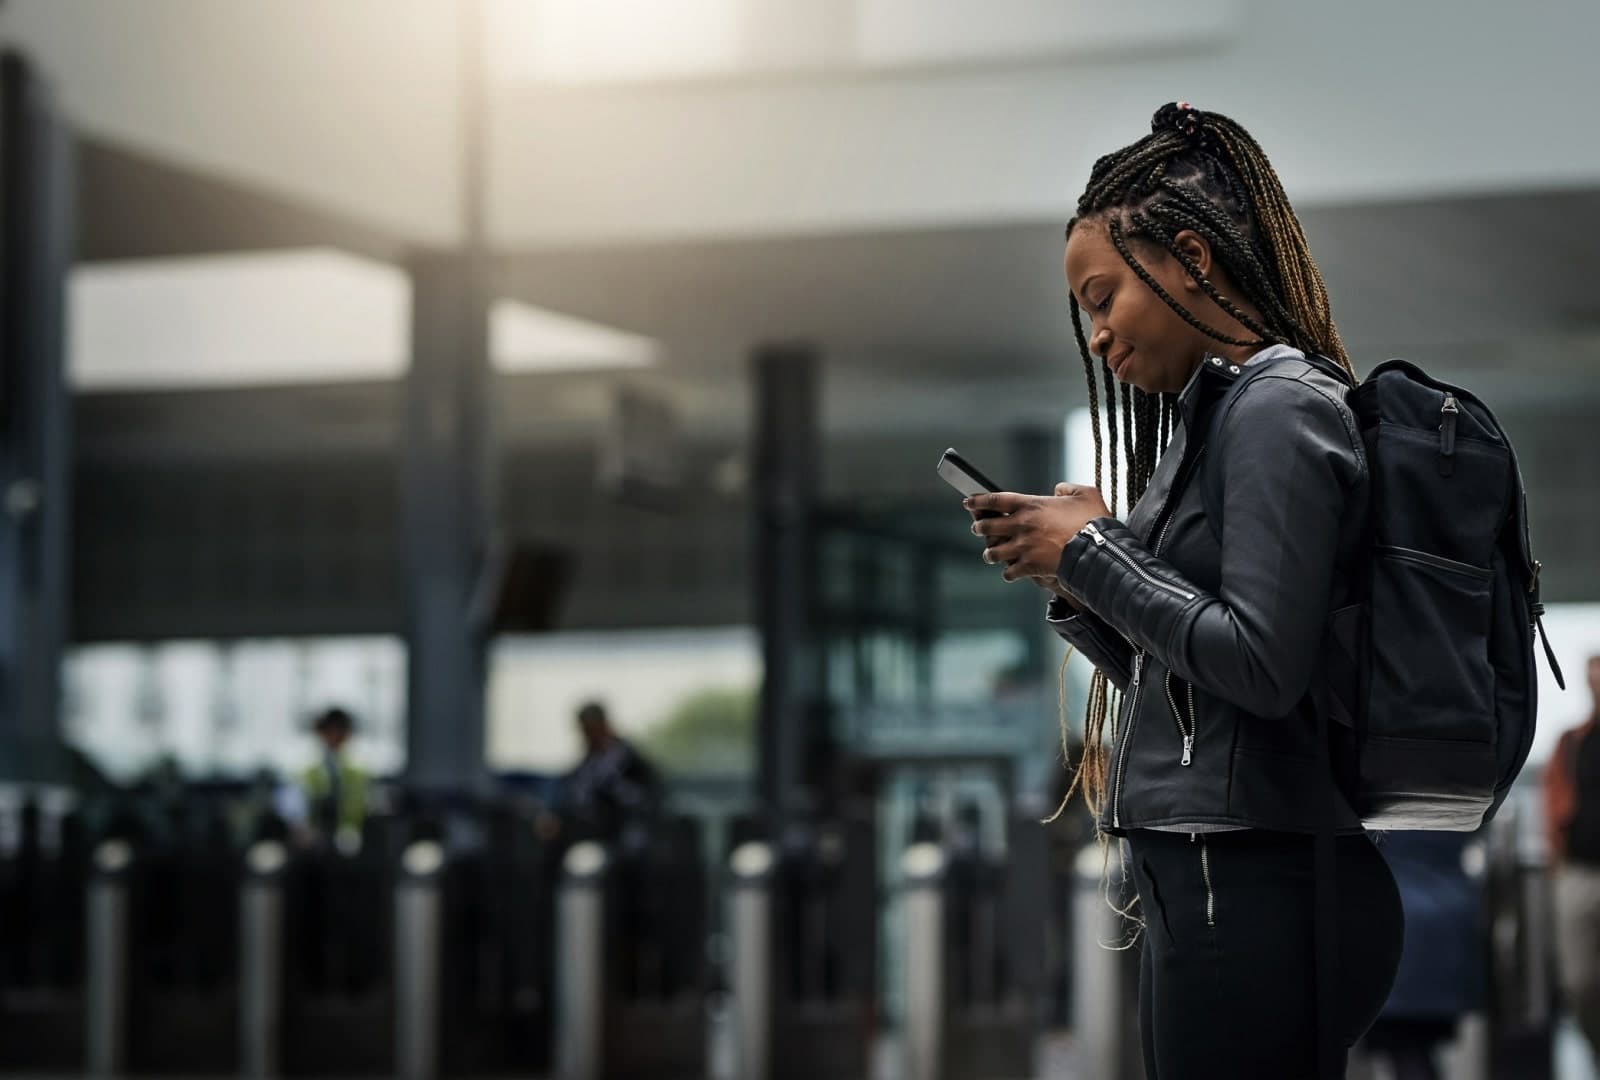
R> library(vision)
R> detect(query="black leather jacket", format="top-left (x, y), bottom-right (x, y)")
top-left (1048, 349), bottom-right (1369, 836)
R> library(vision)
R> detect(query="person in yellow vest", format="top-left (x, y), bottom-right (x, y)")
top-left (300, 707), bottom-right (371, 851)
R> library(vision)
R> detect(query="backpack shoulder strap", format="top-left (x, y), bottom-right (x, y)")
top-left (1196, 352), bottom-right (1353, 543)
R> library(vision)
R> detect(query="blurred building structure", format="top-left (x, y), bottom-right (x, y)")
top-left (0, 2), bottom-right (1597, 1076)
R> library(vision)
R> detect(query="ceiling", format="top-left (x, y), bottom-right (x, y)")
top-left (76, 183), bottom-right (1600, 465)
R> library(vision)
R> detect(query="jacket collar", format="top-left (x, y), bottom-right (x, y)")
top-left (1177, 343), bottom-right (1305, 431)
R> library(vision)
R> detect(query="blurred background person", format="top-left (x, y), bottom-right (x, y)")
top-left (1545, 654), bottom-right (1600, 1063)
top-left (299, 707), bottom-right (370, 852)
top-left (536, 701), bottom-right (661, 844)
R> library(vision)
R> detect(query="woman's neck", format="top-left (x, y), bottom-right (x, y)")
top-left (1210, 338), bottom-right (1275, 365)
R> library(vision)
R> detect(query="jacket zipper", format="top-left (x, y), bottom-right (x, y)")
top-left (1081, 522), bottom-right (1196, 601)
top-left (1106, 452), bottom-right (1199, 827)
top-left (1112, 652), bottom-right (1145, 828)
top-left (1166, 672), bottom-right (1198, 766)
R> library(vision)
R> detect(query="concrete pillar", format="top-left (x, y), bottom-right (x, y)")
top-left (0, 52), bottom-right (73, 783)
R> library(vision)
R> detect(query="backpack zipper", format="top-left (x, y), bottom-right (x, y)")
top-left (1438, 393), bottom-right (1458, 476)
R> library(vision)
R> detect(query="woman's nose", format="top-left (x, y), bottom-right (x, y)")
top-left (1091, 328), bottom-right (1113, 359)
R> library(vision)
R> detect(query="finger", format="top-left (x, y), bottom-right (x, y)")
top-left (983, 539), bottom-right (1021, 567)
top-left (981, 542), bottom-right (1018, 566)
top-left (971, 517), bottom-right (1017, 539)
top-left (1001, 559), bottom-right (1034, 583)
top-left (964, 491), bottom-right (1032, 515)
top-left (1054, 482), bottom-right (1078, 497)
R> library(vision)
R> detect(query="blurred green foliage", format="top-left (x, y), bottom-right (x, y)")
top-left (637, 685), bottom-right (757, 774)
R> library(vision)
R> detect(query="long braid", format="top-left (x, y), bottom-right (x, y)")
top-left (1152, 182), bottom-right (1305, 339)
top-left (1102, 360), bottom-right (1120, 515)
top-left (1060, 101), bottom-right (1354, 826)
top-left (1119, 382), bottom-right (1136, 512)
top-left (1206, 120), bottom-right (1350, 372)
top-left (1135, 389), bottom-right (1160, 495)
top-left (1108, 220), bottom-right (1263, 349)
top-left (1140, 214), bottom-right (1284, 345)
top-left (1070, 297), bottom-right (1105, 491)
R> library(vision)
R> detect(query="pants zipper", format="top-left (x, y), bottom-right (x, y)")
top-left (1192, 833), bottom-right (1216, 927)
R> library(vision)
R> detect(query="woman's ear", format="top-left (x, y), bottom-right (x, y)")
top-left (1172, 230), bottom-right (1212, 292)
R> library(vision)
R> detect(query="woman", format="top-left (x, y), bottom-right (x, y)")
top-left (966, 103), bottom-right (1403, 1078)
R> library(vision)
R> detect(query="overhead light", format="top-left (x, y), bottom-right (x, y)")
top-left (491, 298), bottom-right (659, 372)
top-left (70, 249), bottom-right (408, 391)
top-left (488, 0), bottom-right (742, 85)
top-left (70, 248), bottom-right (657, 390)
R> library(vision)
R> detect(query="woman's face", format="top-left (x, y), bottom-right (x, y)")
top-left (1063, 218), bottom-right (1216, 395)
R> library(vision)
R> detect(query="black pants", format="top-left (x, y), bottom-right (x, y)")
top-left (1128, 828), bottom-right (1404, 1080)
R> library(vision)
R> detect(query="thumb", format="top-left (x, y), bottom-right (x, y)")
top-left (1054, 482), bottom-right (1078, 497)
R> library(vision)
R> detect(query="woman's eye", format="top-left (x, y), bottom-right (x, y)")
top-left (1095, 295), bottom-right (1111, 313)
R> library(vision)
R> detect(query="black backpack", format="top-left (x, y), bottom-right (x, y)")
top-left (1200, 355), bottom-right (1565, 831)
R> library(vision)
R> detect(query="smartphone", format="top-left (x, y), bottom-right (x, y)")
top-left (937, 447), bottom-right (1003, 499)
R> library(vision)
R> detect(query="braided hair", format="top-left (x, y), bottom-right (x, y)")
top-left (1055, 102), bottom-right (1355, 823)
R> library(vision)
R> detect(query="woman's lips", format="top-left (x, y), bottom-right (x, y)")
top-left (1108, 350), bottom-right (1133, 379)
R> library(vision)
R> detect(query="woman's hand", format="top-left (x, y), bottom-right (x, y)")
top-left (968, 502), bottom-right (1067, 597)
top-left (966, 482), bottom-right (1112, 583)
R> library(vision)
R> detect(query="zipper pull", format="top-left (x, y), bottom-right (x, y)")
top-left (1131, 651), bottom-right (1144, 688)
top-left (1439, 394), bottom-right (1458, 477)
top-left (1181, 734), bottom-right (1194, 767)
top-left (1083, 521), bottom-right (1106, 546)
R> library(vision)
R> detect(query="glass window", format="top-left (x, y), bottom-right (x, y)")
top-left (62, 636), bottom-right (405, 782)
top-left (487, 626), bottom-right (760, 778)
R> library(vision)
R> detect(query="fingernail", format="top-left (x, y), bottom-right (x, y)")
top-left (962, 498), bottom-right (973, 508)
top-left (971, 523), bottom-right (981, 535)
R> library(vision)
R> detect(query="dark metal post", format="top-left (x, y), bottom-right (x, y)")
top-left (400, 253), bottom-right (493, 792)
top-left (729, 841), bottom-right (776, 1080)
top-left (399, 0), bottom-right (494, 793)
top-left (751, 345), bottom-right (821, 813)
top-left (0, 52), bottom-right (73, 782)
top-left (240, 841), bottom-right (288, 1080)
top-left (555, 843), bottom-right (609, 1080)
top-left (85, 840), bottom-right (133, 1077)
top-left (395, 841), bottom-right (447, 1080)
top-left (901, 842), bottom-right (948, 1080)
top-left (1073, 842), bottom-right (1142, 1080)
